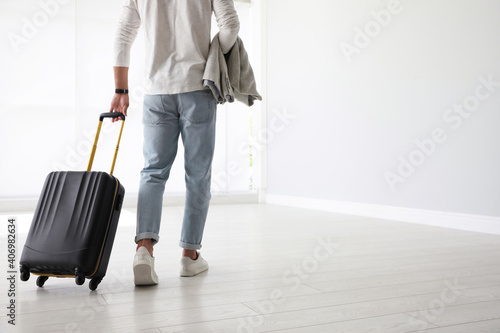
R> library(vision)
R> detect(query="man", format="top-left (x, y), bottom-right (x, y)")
top-left (110, 0), bottom-right (240, 286)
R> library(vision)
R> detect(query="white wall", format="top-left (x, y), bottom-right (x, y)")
top-left (265, 0), bottom-right (500, 218)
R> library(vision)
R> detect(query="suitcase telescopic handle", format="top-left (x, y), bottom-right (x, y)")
top-left (87, 112), bottom-right (126, 175)
top-left (100, 112), bottom-right (126, 122)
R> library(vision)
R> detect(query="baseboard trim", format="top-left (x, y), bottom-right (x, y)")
top-left (0, 192), bottom-right (260, 213)
top-left (266, 195), bottom-right (500, 235)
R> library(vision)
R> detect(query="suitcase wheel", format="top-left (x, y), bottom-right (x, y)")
top-left (89, 277), bottom-right (102, 291)
top-left (20, 266), bottom-right (30, 281)
top-left (75, 270), bottom-right (85, 286)
top-left (36, 276), bottom-right (49, 287)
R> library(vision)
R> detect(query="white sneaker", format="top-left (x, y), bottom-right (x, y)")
top-left (180, 252), bottom-right (209, 277)
top-left (133, 247), bottom-right (159, 286)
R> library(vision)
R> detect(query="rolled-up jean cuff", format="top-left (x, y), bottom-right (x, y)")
top-left (135, 232), bottom-right (160, 245)
top-left (179, 240), bottom-right (202, 250)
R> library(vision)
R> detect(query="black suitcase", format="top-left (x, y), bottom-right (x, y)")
top-left (19, 113), bottom-right (126, 291)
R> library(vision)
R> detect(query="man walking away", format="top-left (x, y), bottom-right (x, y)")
top-left (110, 0), bottom-right (240, 286)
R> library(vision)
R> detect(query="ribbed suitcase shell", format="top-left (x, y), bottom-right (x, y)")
top-left (20, 171), bottom-right (124, 287)
top-left (20, 112), bottom-right (126, 290)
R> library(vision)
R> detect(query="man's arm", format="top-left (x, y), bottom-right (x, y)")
top-left (110, 67), bottom-right (129, 121)
top-left (110, 0), bottom-right (140, 120)
top-left (213, 0), bottom-right (240, 54)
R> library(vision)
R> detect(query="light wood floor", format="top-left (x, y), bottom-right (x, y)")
top-left (2, 203), bottom-right (500, 332)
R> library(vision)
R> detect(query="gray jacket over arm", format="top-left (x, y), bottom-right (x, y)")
top-left (203, 33), bottom-right (262, 106)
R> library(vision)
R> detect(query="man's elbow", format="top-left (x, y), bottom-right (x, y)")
top-left (221, 17), bottom-right (240, 36)
top-left (230, 19), bottom-right (240, 35)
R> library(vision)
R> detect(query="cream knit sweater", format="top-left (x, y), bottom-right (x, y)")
top-left (113, 0), bottom-right (240, 95)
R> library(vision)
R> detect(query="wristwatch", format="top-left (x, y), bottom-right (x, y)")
top-left (115, 89), bottom-right (129, 94)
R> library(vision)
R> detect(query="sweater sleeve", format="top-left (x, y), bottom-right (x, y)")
top-left (113, 0), bottom-right (141, 67)
top-left (213, 0), bottom-right (240, 54)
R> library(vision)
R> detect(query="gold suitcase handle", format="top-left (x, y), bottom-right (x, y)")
top-left (87, 113), bottom-right (126, 175)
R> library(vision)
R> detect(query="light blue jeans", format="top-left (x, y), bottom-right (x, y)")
top-left (136, 89), bottom-right (217, 250)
